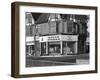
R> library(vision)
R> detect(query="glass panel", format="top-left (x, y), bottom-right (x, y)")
top-left (26, 45), bottom-right (34, 56)
top-left (62, 42), bottom-right (75, 55)
top-left (48, 42), bottom-right (60, 56)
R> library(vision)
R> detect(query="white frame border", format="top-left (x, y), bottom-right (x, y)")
top-left (19, 5), bottom-right (96, 75)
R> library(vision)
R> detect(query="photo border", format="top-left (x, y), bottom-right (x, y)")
top-left (11, 2), bottom-right (98, 78)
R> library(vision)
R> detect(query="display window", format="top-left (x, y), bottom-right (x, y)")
top-left (48, 42), bottom-right (60, 56)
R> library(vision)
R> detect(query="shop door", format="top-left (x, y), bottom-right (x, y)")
top-left (67, 42), bottom-right (75, 54)
top-left (41, 42), bottom-right (46, 56)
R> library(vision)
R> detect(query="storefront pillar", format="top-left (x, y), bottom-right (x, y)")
top-left (46, 42), bottom-right (48, 55)
top-left (65, 42), bottom-right (68, 55)
top-left (60, 41), bottom-right (63, 55)
top-left (75, 41), bottom-right (78, 54)
top-left (40, 43), bottom-right (41, 56)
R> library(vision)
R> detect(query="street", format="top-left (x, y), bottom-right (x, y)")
top-left (26, 54), bottom-right (89, 67)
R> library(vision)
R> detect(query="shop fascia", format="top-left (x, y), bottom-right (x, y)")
top-left (39, 35), bottom-right (78, 42)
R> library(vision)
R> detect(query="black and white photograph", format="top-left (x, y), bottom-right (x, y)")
top-left (25, 13), bottom-right (90, 67)
top-left (11, 2), bottom-right (97, 78)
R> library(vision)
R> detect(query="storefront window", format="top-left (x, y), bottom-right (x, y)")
top-left (40, 41), bottom-right (76, 56)
top-left (48, 42), bottom-right (60, 56)
top-left (62, 42), bottom-right (75, 55)
top-left (26, 45), bottom-right (34, 56)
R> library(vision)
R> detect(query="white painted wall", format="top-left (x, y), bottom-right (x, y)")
top-left (0, 0), bottom-right (100, 80)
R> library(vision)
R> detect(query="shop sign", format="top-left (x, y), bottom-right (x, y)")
top-left (39, 37), bottom-right (48, 42)
top-left (40, 35), bottom-right (78, 42)
top-left (48, 35), bottom-right (60, 41)
top-left (61, 35), bottom-right (78, 41)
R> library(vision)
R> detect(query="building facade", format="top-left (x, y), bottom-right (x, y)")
top-left (25, 13), bottom-right (89, 56)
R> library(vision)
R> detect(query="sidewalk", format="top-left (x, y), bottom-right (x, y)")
top-left (26, 53), bottom-right (89, 67)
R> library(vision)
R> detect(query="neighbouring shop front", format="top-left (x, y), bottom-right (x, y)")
top-left (26, 42), bottom-right (34, 56)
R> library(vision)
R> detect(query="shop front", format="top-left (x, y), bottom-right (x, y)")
top-left (39, 35), bottom-right (78, 56)
top-left (26, 36), bottom-right (40, 56)
top-left (26, 42), bottom-right (34, 56)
